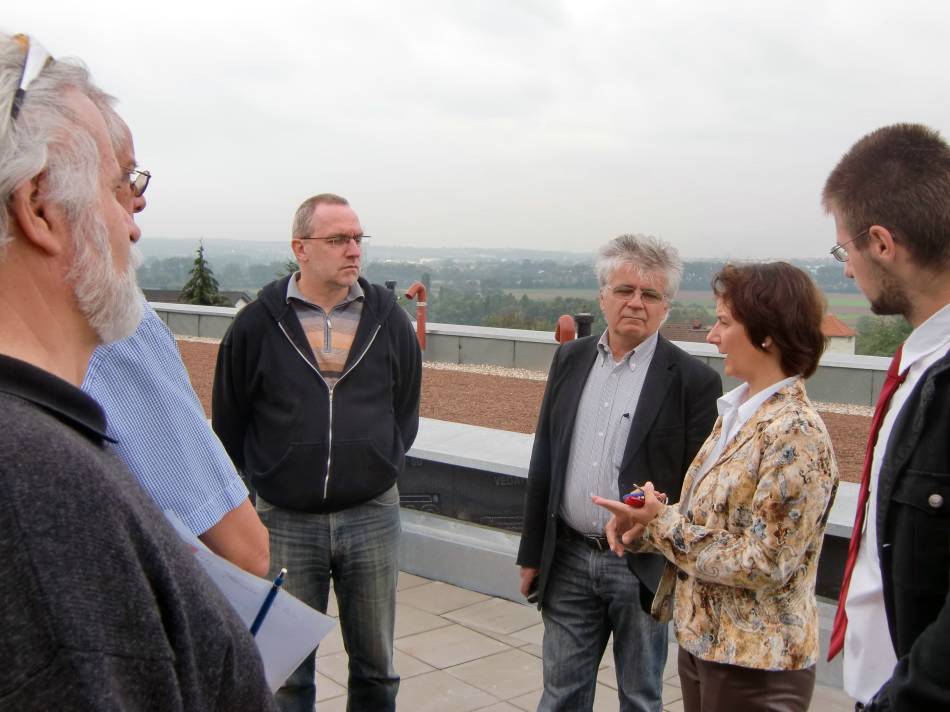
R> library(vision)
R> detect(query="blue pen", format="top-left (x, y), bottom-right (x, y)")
top-left (250, 567), bottom-right (287, 637)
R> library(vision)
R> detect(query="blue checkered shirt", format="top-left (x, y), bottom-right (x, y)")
top-left (82, 301), bottom-right (248, 536)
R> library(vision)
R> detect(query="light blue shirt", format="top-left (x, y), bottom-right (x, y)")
top-left (82, 301), bottom-right (248, 536)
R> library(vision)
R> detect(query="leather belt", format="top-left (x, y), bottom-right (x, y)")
top-left (557, 520), bottom-right (609, 551)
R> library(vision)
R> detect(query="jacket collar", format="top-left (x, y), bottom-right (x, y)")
top-left (680, 377), bottom-right (808, 498)
top-left (0, 353), bottom-right (113, 444)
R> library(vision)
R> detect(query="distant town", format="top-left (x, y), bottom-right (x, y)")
top-left (140, 238), bottom-right (907, 357)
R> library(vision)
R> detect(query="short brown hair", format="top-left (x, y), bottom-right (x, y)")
top-left (291, 193), bottom-right (349, 239)
top-left (712, 262), bottom-right (827, 378)
top-left (822, 123), bottom-right (950, 269)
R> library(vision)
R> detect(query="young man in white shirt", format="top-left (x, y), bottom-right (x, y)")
top-left (824, 123), bottom-right (950, 711)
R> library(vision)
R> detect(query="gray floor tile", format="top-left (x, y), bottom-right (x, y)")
top-left (597, 665), bottom-right (619, 690)
top-left (443, 597), bottom-right (542, 635)
top-left (510, 622), bottom-right (544, 646)
top-left (810, 683), bottom-right (854, 711)
top-left (315, 624), bottom-right (345, 657)
top-left (398, 571), bottom-right (432, 591)
top-left (397, 580), bottom-right (491, 615)
top-left (508, 687), bottom-right (541, 711)
top-left (395, 623), bottom-right (510, 669)
top-left (397, 669), bottom-right (500, 712)
top-left (446, 649), bottom-right (543, 700)
top-left (395, 602), bottom-right (453, 639)
top-left (315, 671), bottom-right (345, 702)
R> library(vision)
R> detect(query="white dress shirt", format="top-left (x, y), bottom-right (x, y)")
top-left (844, 303), bottom-right (950, 703)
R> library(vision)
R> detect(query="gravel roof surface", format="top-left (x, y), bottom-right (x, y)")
top-left (178, 339), bottom-right (868, 484)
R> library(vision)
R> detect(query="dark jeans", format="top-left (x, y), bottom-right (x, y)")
top-left (678, 647), bottom-right (816, 712)
top-left (257, 485), bottom-right (401, 712)
top-left (538, 536), bottom-right (667, 712)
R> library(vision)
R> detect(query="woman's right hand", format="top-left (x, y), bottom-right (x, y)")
top-left (604, 513), bottom-right (645, 557)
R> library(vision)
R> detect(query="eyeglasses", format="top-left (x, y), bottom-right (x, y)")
top-left (603, 284), bottom-right (667, 305)
top-left (296, 234), bottom-right (369, 248)
top-left (9, 34), bottom-right (53, 121)
top-left (129, 168), bottom-right (151, 198)
top-left (830, 230), bottom-right (869, 262)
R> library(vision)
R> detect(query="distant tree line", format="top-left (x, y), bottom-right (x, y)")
top-left (138, 257), bottom-right (293, 291)
top-left (139, 254), bottom-right (861, 295)
top-left (145, 248), bottom-right (907, 354)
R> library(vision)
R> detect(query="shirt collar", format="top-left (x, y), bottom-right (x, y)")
top-left (596, 330), bottom-right (659, 371)
top-left (900, 302), bottom-right (950, 374)
top-left (717, 374), bottom-right (798, 423)
top-left (0, 354), bottom-right (112, 443)
top-left (285, 272), bottom-right (364, 309)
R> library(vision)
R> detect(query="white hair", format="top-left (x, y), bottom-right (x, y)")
top-left (594, 233), bottom-right (684, 299)
top-left (0, 34), bottom-right (115, 255)
top-left (69, 212), bottom-right (144, 344)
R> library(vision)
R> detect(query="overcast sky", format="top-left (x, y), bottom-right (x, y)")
top-left (9, 1), bottom-right (950, 259)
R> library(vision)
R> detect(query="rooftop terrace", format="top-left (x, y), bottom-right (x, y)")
top-left (312, 570), bottom-right (854, 711)
top-left (161, 303), bottom-right (873, 706)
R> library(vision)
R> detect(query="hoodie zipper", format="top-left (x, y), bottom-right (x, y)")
top-left (278, 320), bottom-right (383, 501)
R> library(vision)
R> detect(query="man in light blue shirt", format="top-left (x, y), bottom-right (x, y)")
top-left (82, 110), bottom-right (268, 575)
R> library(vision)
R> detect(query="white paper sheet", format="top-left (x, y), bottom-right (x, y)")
top-left (165, 511), bottom-right (336, 691)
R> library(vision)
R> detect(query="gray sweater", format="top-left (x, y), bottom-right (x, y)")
top-left (0, 355), bottom-right (276, 711)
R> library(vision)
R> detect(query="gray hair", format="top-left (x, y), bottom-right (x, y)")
top-left (98, 101), bottom-right (131, 156)
top-left (0, 34), bottom-right (114, 256)
top-left (291, 193), bottom-right (349, 239)
top-left (594, 233), bottom-right (683, 299)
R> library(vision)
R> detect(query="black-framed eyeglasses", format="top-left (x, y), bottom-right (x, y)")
top-left (129, 168), bottom-right (151, 198)
top-left (830, 229), bottom-right (869, 263)
top-left (9, 34), bottom-right (53, 121)
top-left (296, 234), bottom-right (369, 248)
top-left (603, 284), bottom-right (667, 305)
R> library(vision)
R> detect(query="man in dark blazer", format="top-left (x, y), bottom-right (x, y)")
top-left (518, 235), bottom-right (721, 712)
top-left (824, 124), bottom-right (950, 711)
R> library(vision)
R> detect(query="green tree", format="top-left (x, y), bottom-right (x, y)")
top-left (179, 242), bottom-right (228, 306)
top-left (855, 315), bottom-right (912, 356)
top-left (278, 259), bottom-right (299, 277)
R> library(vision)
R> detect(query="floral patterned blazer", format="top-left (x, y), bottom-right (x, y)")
top-left (641, 378), bottom-right (838, 671)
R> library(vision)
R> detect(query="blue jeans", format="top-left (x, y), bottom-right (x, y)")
top-left (257, 484), bottom-right (401, 712)
top-left (539, 536), bottom-right (667, 712)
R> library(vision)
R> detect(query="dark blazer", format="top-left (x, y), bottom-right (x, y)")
top-left (517, 334), bottom-right (721, 610)
top-left (869, 350), bottom-right (950, 711)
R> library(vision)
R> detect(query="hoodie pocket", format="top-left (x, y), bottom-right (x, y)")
top-left (253, 443), bottom-right (329, 510)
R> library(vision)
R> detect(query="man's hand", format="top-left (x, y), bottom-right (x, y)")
top-left (519, 566), bottom-right (540, 598)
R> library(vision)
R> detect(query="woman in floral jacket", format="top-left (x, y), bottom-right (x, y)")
top-left (595, 262), bottom-right (839, 712)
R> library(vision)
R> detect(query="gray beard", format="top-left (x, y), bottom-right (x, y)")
top-left (68, 211), bottom-right (143, 344)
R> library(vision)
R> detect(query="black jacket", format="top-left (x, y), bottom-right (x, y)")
top-left (869, 350), bottom-right (950, 711)
top-left (212, 276), bottom-right (422, 513)
top-left (517, 334), bottom-right (721, 610)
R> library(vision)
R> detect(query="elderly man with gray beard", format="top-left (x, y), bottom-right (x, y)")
top-left (0, 33), bottom-right (274, 710)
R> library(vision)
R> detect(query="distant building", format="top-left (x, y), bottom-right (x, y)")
top-left (821, 313), bottom-right (857, 354)
top-left (661, 314), bottom-right (857, 355)
top-left (660, 318), bottom-right (711, 344)
top-left (143, 289), bottom-right (255, 310)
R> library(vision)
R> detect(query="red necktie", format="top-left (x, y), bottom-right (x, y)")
top-left (828, 344), bottom-right (907, 660)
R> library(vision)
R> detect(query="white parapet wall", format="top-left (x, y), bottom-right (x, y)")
top-left (154, 304), bottom-right (890, 405)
